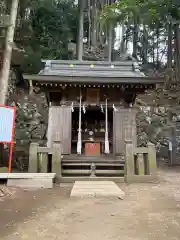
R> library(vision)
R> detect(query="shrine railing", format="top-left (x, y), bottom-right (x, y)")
top-left (125, 140), bottom-right (158, 183)
top-left (28, 142), bottom-right (61, 178)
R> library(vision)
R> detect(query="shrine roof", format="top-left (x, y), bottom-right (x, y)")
top-left (23, 60), bottom-right (164, 84)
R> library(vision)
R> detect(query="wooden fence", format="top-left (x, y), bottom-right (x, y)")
top-left (28, 142), bottom-right (61, 178)
top-left (125, 140), bottom-right (158, 183)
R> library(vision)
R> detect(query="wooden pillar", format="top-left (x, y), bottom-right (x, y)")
top-left (29, 143), bottom-right (38, 173)
top-left (77, 90), bottom-right (82, 154)
top-left (104, 98), bottom-right (109, 154)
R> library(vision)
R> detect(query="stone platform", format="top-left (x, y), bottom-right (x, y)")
top-left (70, 181), bottom-right (125, 198)
top-left (0, 173), bottom-right (56, 189)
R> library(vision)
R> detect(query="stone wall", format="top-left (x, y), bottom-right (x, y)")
top-left (1, 86), bottom-right (48, 171)
top-left (136, 106), bottom-right (180, 165)
top-left (3, 85), bottom-right (180, 170)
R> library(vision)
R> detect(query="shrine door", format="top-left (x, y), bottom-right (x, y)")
top-left (47, 106), bottom-right (72, 154)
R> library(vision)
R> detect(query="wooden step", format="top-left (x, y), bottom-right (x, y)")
top-left (61, 155), bottom-right (125, 178)
top-left (62, 159), bottom-right (125, 164)
top-left (59, 176), bottom-right (125, 183)
top-left (62, 155), bottom-right (124, 161)
top-left (62, 169), bottom-right (124, 175)
top-left (62, 162), bottom-right (125, 167)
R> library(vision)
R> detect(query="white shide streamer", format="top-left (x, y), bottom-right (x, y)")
top-left (82, 104), bottom-right (86, 114)
top-left (113, 104), bottom-right (117, 112)
top-left (71, 102), bottom-right (74, 112)
top-left (100, 104), bottom-right (104, 113)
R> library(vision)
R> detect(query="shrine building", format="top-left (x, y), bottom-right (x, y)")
top-left (24, 58), bottom-right (163, 180)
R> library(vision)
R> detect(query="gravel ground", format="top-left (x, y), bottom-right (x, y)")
top-left (0, 168), bottom-right (180, 240)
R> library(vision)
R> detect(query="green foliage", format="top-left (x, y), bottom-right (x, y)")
top-left (17, 0), bottom-right (78, 73)
top-left (100, 0), bottom-right (180, 65)
top-left (102, 0), bottom-right (180, 26)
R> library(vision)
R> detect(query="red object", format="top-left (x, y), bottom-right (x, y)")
top-left (85, 142), bottom-right (101, 155)
top-left (0, 105), bottom-right (16, 173)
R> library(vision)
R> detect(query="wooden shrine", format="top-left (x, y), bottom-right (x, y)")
top-left (24, 59), bottom-right (163, 182)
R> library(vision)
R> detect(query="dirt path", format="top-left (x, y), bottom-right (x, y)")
top-left (1, 169), bottom-right (180, 240)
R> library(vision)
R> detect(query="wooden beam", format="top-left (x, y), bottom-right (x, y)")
top-left (23, 74), bottom-right (162, 84)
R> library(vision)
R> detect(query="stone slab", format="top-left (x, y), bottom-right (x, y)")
top-left (1, 173), bottom-right (56, 189)
top-left (7, 178), bottom-right (53, 189)
top-left (125, 175), bottom-right (158, 183)
top-left (0, 173), bottom-right (56, 179)
top-left (70, 181), bottom-right (125, 198)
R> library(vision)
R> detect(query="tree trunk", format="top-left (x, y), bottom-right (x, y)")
top-left (167, 22), bottom-right (172, 69)
top-left (156, 27), bottom-right (160, 68)
top-left (142, 24), bottom-right (148, 64)
top-left (120, 23), bottom-right (126, 54)
top-left (91, 0), bottom-right (97, 47)
top-left (77, 0), bottom-right (84, 61)
top-left (87, 0), bottom-right (91, 48)
top-left (174, 24), bottom-right (180, 80)
top-left (132, 16), bottom-right (138, 59)
top-left (152, 35), bottom-right (155, 65)
top-left (108, 23), bottom-right (113, 62)
top-left (0, 0), bottom-right (19, 105)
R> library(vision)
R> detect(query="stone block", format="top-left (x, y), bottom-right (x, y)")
top-left (70, 181), bottom-right (125, 198)
top-left (3, 173), bottom-right (56, 189)
top-left (7, 178), bottom-right (53, 189)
